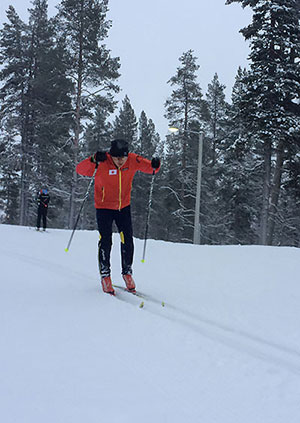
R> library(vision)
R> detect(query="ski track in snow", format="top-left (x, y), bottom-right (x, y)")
top-left (2, 244), bottom-right (300, 376)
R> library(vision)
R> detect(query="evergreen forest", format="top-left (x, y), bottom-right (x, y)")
top-left (0, 0), bottom-right (299, 247)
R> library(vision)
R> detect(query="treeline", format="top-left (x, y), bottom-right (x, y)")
top-left (0, 0), bottom-right (299, 247)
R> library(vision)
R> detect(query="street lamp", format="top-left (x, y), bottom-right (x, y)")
top-left (168, 126), bottom-right (204, 245)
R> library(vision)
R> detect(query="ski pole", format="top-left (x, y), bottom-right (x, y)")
top-left (141, 170), bottom-right (155, 263)
top-left (65, 164), bottom-right (98, 252)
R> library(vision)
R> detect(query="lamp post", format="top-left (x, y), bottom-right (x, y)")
top-left (169, 127), bottom-right (204, 245)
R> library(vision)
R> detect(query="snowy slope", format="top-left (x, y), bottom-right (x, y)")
top-left (1, 223), bottom-right (300, 423)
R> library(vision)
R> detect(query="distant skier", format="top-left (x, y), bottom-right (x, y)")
top-left (36, 189), bottom-right (50, 231)
top-left (76, 138), bottom-right (160, 295)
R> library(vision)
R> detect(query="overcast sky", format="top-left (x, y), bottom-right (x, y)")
top-left (0, 0), bottom-right (252, 138)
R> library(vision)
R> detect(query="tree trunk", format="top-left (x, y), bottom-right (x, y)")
top-left (259, 138), bottom-right (272, 245)
top-left (19, 95), bottom-right (30, 226)
top-left (68, 97), bottom-right (81, 229)
top-left (19, 157), bottom-right (27, 226)
top-left (68, 6), bottom-right (84, 229)
top-left (267, 138), bottom-right (284, 245)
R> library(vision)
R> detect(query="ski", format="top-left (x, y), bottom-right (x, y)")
top-left (113, 284), bottom-right (165, 308)
top-left (108, 285), bottom-right (143, 308)
top-left (28, 227), bottom-right (49, 232)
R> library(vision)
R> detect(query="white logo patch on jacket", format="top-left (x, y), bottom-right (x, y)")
top-left (109, 169), bottom-right (117, 175)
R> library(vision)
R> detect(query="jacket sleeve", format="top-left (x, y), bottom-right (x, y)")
top-left (76, 157), bottom-right (97, 177)
top-left (132, 154), bottom-right (160, 175)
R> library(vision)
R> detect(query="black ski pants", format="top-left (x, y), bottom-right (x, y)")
top-left (37, 206), bottom-right (48, 230)
top-left (96, 205), bottom-right (134, 278)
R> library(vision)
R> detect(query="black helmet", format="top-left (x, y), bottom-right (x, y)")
top-left (109, 139), bottom-right (129, 157)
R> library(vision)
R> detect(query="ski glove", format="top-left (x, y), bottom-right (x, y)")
top-left (151, 157), bottom-right (160, 169)
top-left (91, 151), bottom-right (107, 164)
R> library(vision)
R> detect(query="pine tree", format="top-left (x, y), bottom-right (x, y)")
top-left (0, 6), bottom-right (30, 225)
top-left (0, 2), bottom-right (74, 227)
top-left (226, 0), bottom-right (300, 245)
top-left (84, 105), bottom-right (113, 154)
top-left (206, 73), bottom-right (228, 166)
top-left (113, 95), bottom-right (138, 148)
top-left (56, 0), bottom-right (120, 228)
top-left (219, 67), bottom-right (258, 244)
top-left (0, 120), bottom-right (20, 224)
top-left (200, 73), bottom-right (230, 244)
top-left (26, 0), bottom-right (74, 227)
top-left (279, 157), bottom-right (300, 246)
top-left (164, 50), bottom-right (206, 242)
top-left (138, 110), bottom-right (159, 157)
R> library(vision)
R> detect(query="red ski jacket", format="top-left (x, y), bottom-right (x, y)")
top-left (76, 153), bottom-right (160, 210)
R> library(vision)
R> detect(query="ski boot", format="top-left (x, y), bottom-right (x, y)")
top-left (101, 276), bottom-right (115, 295)
top-left (122, 274), bottom-right (136, 292)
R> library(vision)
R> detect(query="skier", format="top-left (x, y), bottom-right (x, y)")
top-left (36, 188), bottom-right (50, 231)
top-left (76, 138), bottom-right (160, 295)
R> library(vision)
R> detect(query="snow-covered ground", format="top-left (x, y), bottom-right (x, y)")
top-left (1, 223), bottom-right (300, 423)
